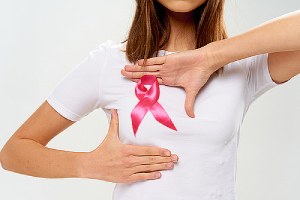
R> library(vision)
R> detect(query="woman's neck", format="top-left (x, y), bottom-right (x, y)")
top-left (162, 9), bottom-right (196, 52)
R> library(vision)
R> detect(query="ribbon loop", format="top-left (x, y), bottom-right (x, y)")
top-left (131, 75), bottom-right (177, 137)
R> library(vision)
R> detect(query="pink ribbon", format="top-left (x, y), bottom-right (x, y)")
top-left (131, 74), bottom-right (177, 137)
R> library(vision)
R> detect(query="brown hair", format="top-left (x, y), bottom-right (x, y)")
top-left (122, 0), bottom-right (228, 74)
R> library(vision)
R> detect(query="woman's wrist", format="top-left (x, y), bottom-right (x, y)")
top-left (75, 152), bottom-right (92, 179)
top-left (202, 40), bottom-right (231, 72)
top-left (203, 10), bottom-right (300, 73)
top-left (203, 36), bottom-right (255, 72)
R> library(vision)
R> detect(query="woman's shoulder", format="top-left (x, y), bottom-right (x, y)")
top-left (95, 39), bottom-right (127, 62)
top-left (97, 39), bottom-right (125, 49)
top-left (96, 39), bottom-right (126, 53)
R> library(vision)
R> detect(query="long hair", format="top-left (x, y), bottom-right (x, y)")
top-left (122, 0), bottom-right (228, 74)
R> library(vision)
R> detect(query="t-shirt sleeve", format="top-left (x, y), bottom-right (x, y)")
top-left (245, 53), bottom-right (285, 107)
top-left (46, 40), bottom-right (112, 121)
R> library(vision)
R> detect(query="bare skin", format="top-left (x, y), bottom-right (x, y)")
top-left (122, 7), bottom-right (300, 118)
top-left (81, 109), bottom-right (178, 183)
top-left (0, 0), bottom-right (206, 183)
top-left (121, 0), bottom-right (212, 118)
top-left (0, 0), bottom-right (213, 184)
top-left (155, 0), bottom-right (205, 52)
top-left (0, 102), bottom-right (178, 183)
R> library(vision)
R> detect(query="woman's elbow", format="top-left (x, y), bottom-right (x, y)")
top-left (0, 138), bottom-right (20, 171)
top-left (0, 142), bottom-right (11, 171)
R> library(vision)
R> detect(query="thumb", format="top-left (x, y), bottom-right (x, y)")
top-left (184, 89), bottom-right (198, 118)
top-left (108, 109), bottom-right (120, 140)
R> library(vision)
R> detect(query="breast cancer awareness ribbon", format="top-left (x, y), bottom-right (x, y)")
top-left (131, 74), bottom-right (177, 137)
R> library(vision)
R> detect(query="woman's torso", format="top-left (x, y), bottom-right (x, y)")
top-left (100, 41), bottom-right (249, 200)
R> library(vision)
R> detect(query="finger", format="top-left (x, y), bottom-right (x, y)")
top-left (156, 77), bottom-right (163, 84)
top-left (132, 155), bottom-right (178, 166)
top-left (124, 64), bottom-right (162, 72)
top-left (124, 155), bottom-right (174, 168)
top-left (108, 109), bottom-right (119, 139)
top-left (127, 171), bottom-right (161, 183)
top-left (125, 145), bottom-right (171, 157)
top-left (137, 56), bottom-right (166, 66)
top-left (132, 162), bottom-right (174, 174)
top-left (121, 69), bottom-right (160, 79)
top-left (184, 90), bottom-right (198, 118)
top-left (130, 77), bottom-right (163, 84)
top-left (130, 78), bottom-right (140, 83)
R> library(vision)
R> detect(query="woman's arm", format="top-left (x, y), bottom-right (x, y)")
top-left (0, 101), bottom-right (177, 182)
top-left (121, 10), bottom-right (300, 117)
top-left (0, 101), bottom-right (84, 178)
top-left (208, 10), bottom-right (300, 83)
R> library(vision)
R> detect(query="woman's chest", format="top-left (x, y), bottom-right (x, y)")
top-left (101, 71), bottom-right (247, 149)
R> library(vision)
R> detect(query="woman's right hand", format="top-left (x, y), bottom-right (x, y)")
top-left (79, 109), bottom-right (179, 183)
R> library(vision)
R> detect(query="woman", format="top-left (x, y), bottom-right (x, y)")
top-left (1, 1), bottom-right (299, 200)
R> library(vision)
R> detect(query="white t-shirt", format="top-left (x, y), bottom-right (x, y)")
top-left (46, 39), bottom-right (283, 200)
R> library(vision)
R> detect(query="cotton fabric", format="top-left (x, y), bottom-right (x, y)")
top-left (46, 40), bottom-right (283, 200)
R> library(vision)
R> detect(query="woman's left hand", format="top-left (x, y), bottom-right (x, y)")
top-left (121, 46), bottom-right (220, 118)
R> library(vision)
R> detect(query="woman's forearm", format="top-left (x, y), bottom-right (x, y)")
top-left (207, 10), bottom-right (300, 71)
top-left (0, 138), bottom-right (85, 178)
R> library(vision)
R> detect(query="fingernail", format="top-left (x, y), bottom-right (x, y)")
top-left (156, 172), bottom-right (161, 178)
top-left (171, 154), bottom-right (178, 161)
top-left (164, 151), bottom-right (171, 156)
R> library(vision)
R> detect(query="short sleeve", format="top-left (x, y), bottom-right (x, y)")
top-left (46, 40), bottom-right (112, 121)
top-left (245, 53), bottom-right (282, 107)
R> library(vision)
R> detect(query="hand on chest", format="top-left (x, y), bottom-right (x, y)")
top-left (104, 73), bottom-right (246, 147)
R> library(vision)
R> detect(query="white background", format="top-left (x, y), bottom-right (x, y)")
top-left (0, 0), bottom-right (299, 199)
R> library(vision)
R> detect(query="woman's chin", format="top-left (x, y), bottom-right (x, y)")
top-left (157, 0), bottom-right (206, 13)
